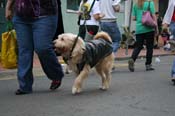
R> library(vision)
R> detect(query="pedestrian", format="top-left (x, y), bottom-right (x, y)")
top-left (128, 0), bottom-right (157, 72)
top-left (78, 0), bottom-right (102, 40)
top-left (99, 0), bottom-right (122, 61)
top-left (53, 0), bottom-right (64, 56)
top-left (162, 0), bottom-right (175, 84)
top-left (5, 0), bottom-right (64, 95)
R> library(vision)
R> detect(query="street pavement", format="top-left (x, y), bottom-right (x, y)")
top-left (0, 54), bottom-right (175, 116)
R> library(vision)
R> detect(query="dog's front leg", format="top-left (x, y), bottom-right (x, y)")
top-left (72, 64), bottom-right (90, 94)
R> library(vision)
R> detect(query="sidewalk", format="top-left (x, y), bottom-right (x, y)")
top-left (116, 47), bottom-right (175, 60)
top-left (0, 48), bottom-right (174, 73)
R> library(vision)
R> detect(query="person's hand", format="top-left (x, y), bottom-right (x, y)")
top-left (113, 4), bottom-right (120, 12)
top-left (99, 13), bottom-right (105, 18)
top-left (155, 26), bottom-right (159, 36)
top-left (5, 8), bottom-right (13, 20)
top-left (5, 1), bottom-right (14, 21)
top-left (162, 23), bottom-right (169, 30)
top-left (77, 11), bottom-right (83, 16)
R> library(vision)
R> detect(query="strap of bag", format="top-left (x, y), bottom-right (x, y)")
top-left (88, 0), bottom-right (96, 15)
top-left (6, 21), bottom-right (16, 39)
top-left (147, 1), bottom-right (151, 11)
top-left (83, 0), bottom-right (96, 25)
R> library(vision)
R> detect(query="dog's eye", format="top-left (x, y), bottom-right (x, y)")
top-left (61, 38), bottom-right (64, 41)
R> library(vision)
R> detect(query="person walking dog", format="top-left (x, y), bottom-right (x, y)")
top-left (5, 0), bottom-right (64, 95)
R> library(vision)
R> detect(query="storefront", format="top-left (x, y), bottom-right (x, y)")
top-left (0, 0), bottom-right (170, 39)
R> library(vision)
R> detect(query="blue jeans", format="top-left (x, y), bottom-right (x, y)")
top-left (100, 22), bottom-right (121, 53)
top-left (170, 21), bottom-right (175, 78)
top-left (13, 16), bottom-right (64, 92)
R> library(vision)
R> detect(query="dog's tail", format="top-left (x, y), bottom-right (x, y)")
top-left (94, 31), bottom-right (112, 42)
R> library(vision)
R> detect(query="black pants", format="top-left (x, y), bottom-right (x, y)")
top-left (79, 25), bottom-right (99, 39)
top-left (131, 31), bottom-right (155, 65)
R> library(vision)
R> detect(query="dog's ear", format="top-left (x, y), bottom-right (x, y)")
top-left (72, 37), bottom-right (85, 57)
top-left (57, 34), bottom-right (64, 39)
top-left (58, 34), bottom-right (68, 42)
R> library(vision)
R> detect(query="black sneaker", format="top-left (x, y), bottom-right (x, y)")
top-left (50, 80), bottom-right (61, 90)
top-left (15, 89), bottom-right (29, 95)
top-left (171, 78), bottom-right (175, 85)
top-left (128, 59), bottom-right (134, 72)
top-left (146, 65), bottom-right (155, 71)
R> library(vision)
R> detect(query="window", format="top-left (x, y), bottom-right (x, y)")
top-left (67, 0), bottom-right (81, 13)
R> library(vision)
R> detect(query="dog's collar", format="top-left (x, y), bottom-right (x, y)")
top-left (69, 35), bottom-right (79, 59)
top-left (68, 35), bottom-right (86, 60)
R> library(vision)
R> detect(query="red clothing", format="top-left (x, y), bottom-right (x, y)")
top-left (172, 9), bottom-right (175, 22)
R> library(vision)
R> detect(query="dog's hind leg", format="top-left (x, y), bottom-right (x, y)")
top-left (105, 61), bottom-right (113, 89)
top-left (96, 55), bottom-right (114, 90)
top-left (72, 64), bottom-right (90, 94)
top-left (104, 69), bottom-right (112, 89)
top-left (104, 54), bottom-right (114, 89)
top-left (95, 66), bottom-right (108, 90)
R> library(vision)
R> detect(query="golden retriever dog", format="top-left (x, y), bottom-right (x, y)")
top-left (54, 32), bottom-right (114, 94)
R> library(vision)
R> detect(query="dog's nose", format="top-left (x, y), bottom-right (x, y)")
top-left (53, 40), bottom-right (56, 45)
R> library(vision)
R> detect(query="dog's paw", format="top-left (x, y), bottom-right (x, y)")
top-left (65, 70), bottom-right (72, 74)
top-left (72, 87), bottom-right (82, 94)
top-left (99, 86), bottom-right (108, 91)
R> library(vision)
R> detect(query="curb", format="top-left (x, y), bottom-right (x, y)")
top-left (116, 53), bottom-right (174, 61)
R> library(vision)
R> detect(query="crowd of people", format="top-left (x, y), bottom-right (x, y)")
top-left (5, 0), bottom-right (175, 95)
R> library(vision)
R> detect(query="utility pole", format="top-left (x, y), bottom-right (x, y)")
top-left (124, 0), bottom-right (133, 55)
top-left (124, 0), bottom-right (132, 27)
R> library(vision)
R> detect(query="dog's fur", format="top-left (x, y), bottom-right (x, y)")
top-left (54, 32), bottom-right (114, 94)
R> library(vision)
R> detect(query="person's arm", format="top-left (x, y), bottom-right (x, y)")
top-left (5, 0), bottom-right (15, 20)
top-left (132, 16), bottom-right (136, 21)
top-left (92, 1), bottom-right (103, 20)
top-left (93, 13), bottom-right (105, 20)
top-left (162, 0), bottom-right (174, 31)
top-left (132, 4), bottom-right (136, 21)
top-left (112, 0), bottom-right (121, 12)
top-left (162, 0), bottom-right (174, 25)
top-left (78, 1), bottom-right (83, 16)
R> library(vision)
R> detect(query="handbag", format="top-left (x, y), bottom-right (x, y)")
top-left (1, 22), bottom-right (18, 69)
top-left (142, 1), bottom-right (157, 27)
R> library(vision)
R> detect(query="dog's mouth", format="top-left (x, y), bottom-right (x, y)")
top-left (56, 46), bottom-right (68, 53)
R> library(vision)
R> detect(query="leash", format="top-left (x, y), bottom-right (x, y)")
top-left (69, 0), bottom-right (96, 59)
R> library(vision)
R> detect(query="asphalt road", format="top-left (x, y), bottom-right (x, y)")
top-left (0, 56), bottom-right (175, 116)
